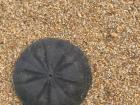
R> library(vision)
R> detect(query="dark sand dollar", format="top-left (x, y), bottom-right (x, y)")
top-left (13, 38), bottom-right (92, 105)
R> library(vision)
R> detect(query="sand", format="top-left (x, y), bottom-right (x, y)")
top-left (0, 0), bottom-right (140, 105)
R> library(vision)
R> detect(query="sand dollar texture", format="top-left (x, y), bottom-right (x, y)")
top-left (13, 38), bottom-right (92, 105)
